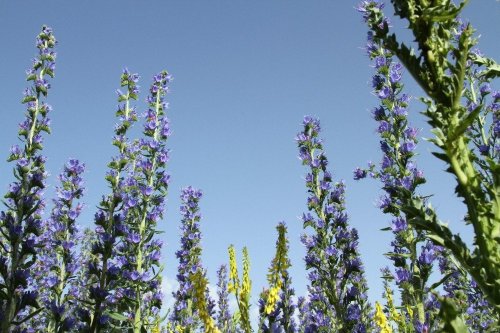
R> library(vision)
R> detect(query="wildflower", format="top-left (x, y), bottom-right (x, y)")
top-left (216, 265), bottom-right (232, 332)
top-left (171, 186), bottom-right (213, 330)
top-left (259, 223), bottom-right (296, 332)
top-left (374, 302), bottom-right (392, 333)
top-left (227, 245), bottom-right (252, 333)
top-left (33, 159), bottom-right (86, 330)
top-left (297, 116), bottom-right (372, 331)
top-left (0, 26), bottom-right (56, 331)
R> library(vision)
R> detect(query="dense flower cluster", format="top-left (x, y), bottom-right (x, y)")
top-left (83, 68), bottom-right (143, 331)
top-left (296, 116), bottom-right (372, 332)
top-left (113, 70), bottom-right (172, 331)
top-left (215, 265), bottom-right (232, 332)
top-left (227, 246), bottom-right (252, 333)
top-left (2, 2), bottom-right (499, 330)
top-left (81, 69), bottom-right (172, 332)
top-left (353, 15), bottom-right (443, 330)
top-left (171, 186), bottom-right (214, 331)
top-left (437, 254), bottom-right (498, 331)
top-left (33, 159), bottom-right (86, 332)
top-left (0, 25), bottom-right (56, 330)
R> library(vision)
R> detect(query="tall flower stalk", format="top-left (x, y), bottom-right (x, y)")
top-left (0, 26), bottom-right (56, 332)
top-left (296, 297), bottom-right (310, 333)
top-left (227, 245), bottom-right (252, 333)
top-left (170, 186), bottom-right (206, 331)
top-left (258, 222), bottom-right (296, 333)
top-left (85, 68), bottom-right (140, 331)
top-left (296, 116), bottom-right (372, 332)
top-left (215, 265), bottom-right (232, 333)
top-left (35, 159), bottom-right (86, 332)
top-left (358, 0), bottom-right (500, 314)
top-left (353, 24), bottom-right (444, 330)
top-left (190, 270), bottom-right (220, 333)
top-left (115, 70), bottom-right (172, 332)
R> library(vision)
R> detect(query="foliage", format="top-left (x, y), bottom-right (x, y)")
top-left (358, 0), bottom-right (500, 316)
top-left (1, 1), bottom-right (498, 331)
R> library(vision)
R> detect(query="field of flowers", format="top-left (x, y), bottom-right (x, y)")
top-left (0, 1), bottom-right (499, 332)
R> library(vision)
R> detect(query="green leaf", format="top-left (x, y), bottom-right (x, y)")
top-left (106, 311), bottom-right (130, 322)
top-left (449, 105), bottom-right (482, 141)
top-left (422, 1), bottom-right (468, 22)
top-left (431, 151), bottom-right (449, 163)
top-left (383, 252), bottom-right (412, 258)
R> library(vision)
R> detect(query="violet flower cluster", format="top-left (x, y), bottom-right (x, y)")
top-left (438, 254), bottom-right (498, 331)
top-left (296, 116), bottom-right (372, 333)
top-left (84, 69), bottom-right (172, 332)
top-left (171, 186), bottom-right (214, 331)
top-left (4, 5), bottom-right (498, 331)
top-left (83, 68), bottom-right (142, 331)
top-left (215, 265), bottom-right (232, 333)
top-left (354, 7), bottom-right (443, 328)
top-left (31, 159), bottom-right (86, 332)
top-left (0, 26), bottom-right (56, 331)
top-left (113, 70), bottom-right (172, 331)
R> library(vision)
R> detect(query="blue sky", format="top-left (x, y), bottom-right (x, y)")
top-left (1, 0), bottom-right (499, 320)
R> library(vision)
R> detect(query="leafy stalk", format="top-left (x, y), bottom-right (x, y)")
top-left (0, 26), bottom-right (56, 332)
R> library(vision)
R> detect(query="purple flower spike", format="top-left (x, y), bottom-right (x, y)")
top-left (171, 186), bottom-right (213, 329)
top-left (1, 26), bottom-right (58, 330)
top-left (296, 116), bottom-right (372, 330)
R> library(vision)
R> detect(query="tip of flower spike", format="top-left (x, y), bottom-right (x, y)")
top-left (38, 25), bottom-right (56, 47)
top-left (41, 25), bottom-right (53, 34)
top-left (356, 1), bottom-right (385, 20)
top-left (180, 186), bottom-right (202, 200)
top-left (302, 115), bottom-right (320, 129)
top-left (353, 167), bottom-right (368, 180)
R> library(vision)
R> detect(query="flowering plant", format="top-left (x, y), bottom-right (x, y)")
top-left (1, 1), bottom-right (498, 332)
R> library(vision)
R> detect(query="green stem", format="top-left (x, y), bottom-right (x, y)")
top-left (133, 86), bottom-right (161, 333)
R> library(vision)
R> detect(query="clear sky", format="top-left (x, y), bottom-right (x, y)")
top-left (1, 0), bottom-right (499, 322)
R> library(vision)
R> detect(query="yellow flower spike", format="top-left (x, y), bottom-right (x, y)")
top-left (263, 223), bottom-right (290, 315)
top-left (264, 285), bottom-right (281, 314)
top-left (383, 284), bottom-right (405, 329)
top-left (406, 305), bottom-right (413, 319)
top-left (190, 270), bottom-right (221, 333)
top-left (374, 301), bottom-right (392, 333)
top-left (228, 245), bottom-right (240, 294)
top-left (226, 245), bottom-right (252, 333)
top-left (242, 247), bottom-right (251, 299)
top-left (166, 322), bottom-right (184, 333)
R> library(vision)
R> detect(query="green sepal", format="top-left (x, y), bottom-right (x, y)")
top-left (22, 95), bottom-right (36, 104)
top-left (117, 94), bottom-right (127, 102)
